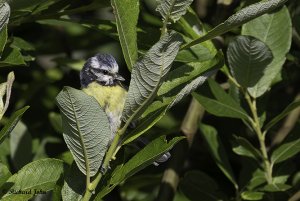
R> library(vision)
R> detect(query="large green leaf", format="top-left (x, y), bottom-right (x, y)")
top-left (0, 2), bottom-right (10, 31)
top-left (111, 136), bottom-right (184, 185)
top-left (122, 31), bottom-right (182, 123)
top-left (0, 106), bottom-right (29, 144)
top-left (0, 159), bottom-right (64, 201)
top-left (122, 54), bottom-right (223, 145)
top-left (199, 124), bottom-right (238, 189)
top-left (156, 0), bottom-right (193, 24)
top-left (182, 0), bottom-right (288, 49)
top-left (270, 139), bottom-right (300, 165)
top-left (112, 0), bottom-right (139, 71)
top-left (193, 79), bottom-right (250, 120)
top-left (242, 6), bottom-right (292, 97)
top-left (179, 171), bottom-right (224, 201)
top-left (227, 36), bottom-right (273, 89)
top-left (264, 100), bottom-right (300, 131)
top-left (56, 87), bottom-right (111, 177)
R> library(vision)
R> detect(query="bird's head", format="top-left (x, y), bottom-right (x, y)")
top-left (80, 53), bottom-right (125, 87)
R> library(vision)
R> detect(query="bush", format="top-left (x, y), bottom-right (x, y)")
top-left (0, 0), bottom-right (299, 201)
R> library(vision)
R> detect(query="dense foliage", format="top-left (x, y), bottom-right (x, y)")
top-left (1, 0), bottom-right (300, 201)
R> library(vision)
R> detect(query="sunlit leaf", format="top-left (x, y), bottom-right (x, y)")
top-left (56, 87), bottom-right (111, 176)
top-left (242, 6), bottom-right (292, 97)
top-left (111, 136), bottom-right (184, 185)
top-left (112, 0), bottom-right (139, 71)
top-left (122, 54), bottom-right (222, 145)
top-left (182, 0), bottom-right (288, 49)
top-left (0, 159), bottom-right (64, 201)
top-left (156, 0), bottom-right (193, 24)
top-left (122, 31), bottom-right (182, 123)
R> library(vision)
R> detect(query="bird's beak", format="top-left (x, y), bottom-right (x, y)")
top-left (115, 74), bottom-right (125, 82)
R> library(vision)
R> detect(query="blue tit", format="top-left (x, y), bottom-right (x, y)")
top-left (80, 53), bottom-right (171, 164)
top-left (80, 53), bottom-right (127, 141)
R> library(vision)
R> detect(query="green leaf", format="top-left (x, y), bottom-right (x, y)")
top-left (10, 37), bottom-right (35, 51)
top-left (227, 36), bottom-right (273, 89)
top-left (242, 6), bottom-right (292, 97)
top-left (270, 139), bottom-right (300, 165)
top-left (111, 136), bottom-right (184, 185)
top-left (0, 25), bottom-right (7, 55)
top-left (0, 46), bottom-right (26, 67)
top-left (176, 7), bottom-right (217, 62)
top-left (182, 0), bottom-right (288, 49)
top-left (199, 124), bottom-right (238, 189)
top-left (232, 135), bottom-right (261, 160)
top-left (261, 183), bottom-right (291, 192)
top-left (112, 0), bottom-right (139, 71)
top-left (264, 100), bottom-right (300, 131)
top-left (122, 31), bottom-right (182, 123)
top-left (193, 79), bottom-right (250, 120)
top-left (241, 191), bottom-right (264, 200)
top-left (10, 121), bottom-right (32, 170)
top-left (56, 87), bottom-right (111, 177)
top-left (0, 163), bottom-right (11, 188)
top-left (245, 168), bottom-right (267, 191)
top-left (61, 163), bottom-right (85, 201)
top-left (122, 54), bottom-right (223, 145)
top-left (179, 171), bottom-right (224, 201)
top-left (0, 2), bottom-right (10, 31)
top-left (0, 106), bottom-right (30, 144)
top-left (48, 112), bottom-right (62, 133)
top-left (0, 159), bottom-right (64, 201)
top-left (156, 0), bottom-right (193, 24)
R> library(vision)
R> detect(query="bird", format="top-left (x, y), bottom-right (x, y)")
top-left (80, 53), bottom-right (127, 141)
top-left (80, 53), bottom-right (170, 165)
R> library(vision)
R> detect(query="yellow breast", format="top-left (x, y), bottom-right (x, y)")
top-left (82, 82), bottom-right (127, 114)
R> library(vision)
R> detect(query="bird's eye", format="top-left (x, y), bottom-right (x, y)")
top-left (102, 70), bottom-right (108, 75)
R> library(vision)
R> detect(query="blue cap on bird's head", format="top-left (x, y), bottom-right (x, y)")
top-left (80, 53), bottom-right (125, 87)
